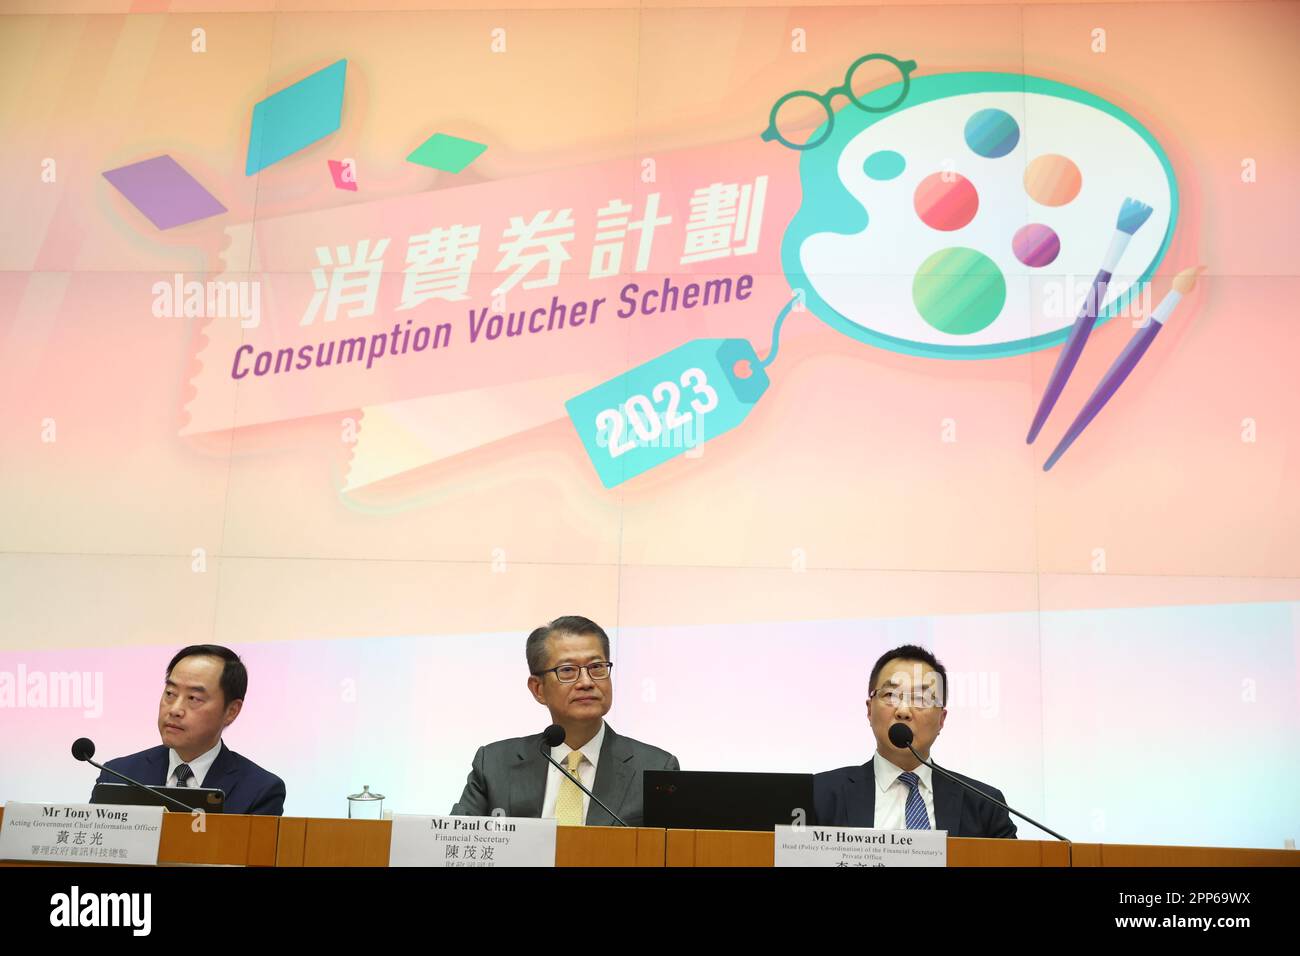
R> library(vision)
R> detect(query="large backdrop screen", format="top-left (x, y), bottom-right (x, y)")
top-left (1, 0), bottom-right (1297, 848)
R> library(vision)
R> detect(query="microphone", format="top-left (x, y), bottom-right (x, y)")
top-left (887, 723), bottom-right (1070, 842)
top-left (537, 724), bottom-right (628, 827)
top-left (72, 738), bottom-right (195, 814)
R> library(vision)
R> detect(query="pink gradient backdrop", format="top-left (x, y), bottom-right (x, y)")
top-left (1, 2), bottom-right (1297, 849)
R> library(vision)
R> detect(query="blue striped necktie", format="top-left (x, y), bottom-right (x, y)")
top-left (899, 771), bottom-right (931, 830)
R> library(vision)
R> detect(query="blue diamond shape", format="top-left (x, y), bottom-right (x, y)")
top-left (246, 59), bottom-right (347, 176)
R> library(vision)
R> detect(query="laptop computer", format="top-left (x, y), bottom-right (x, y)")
top-left (643, 770), bottom-right (815, 831)
top-left (91, 782), bottom-right (226, 813)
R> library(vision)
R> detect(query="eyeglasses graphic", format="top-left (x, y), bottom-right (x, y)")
top-left (761, 53), bottom-right (918, 151)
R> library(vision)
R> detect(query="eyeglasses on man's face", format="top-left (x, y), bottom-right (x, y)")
top-left (870, 687), bottom-right (942, 709)
top-left (534, 661), bottom-right (613, 683)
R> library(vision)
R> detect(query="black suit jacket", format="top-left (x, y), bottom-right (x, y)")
top-left (91, 743), bottom-right (286, 816)
top-left (450, 724), bottom-right (678, 826)
top-left (814, 758), bottom-right (1017, 838)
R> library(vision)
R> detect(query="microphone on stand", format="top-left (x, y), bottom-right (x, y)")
top-left (72, 737), bottom-right (195, 813)
top-left (887, 723), bottom-right (1069, 842)
top-left (537, 724), bottom-right (628, 827)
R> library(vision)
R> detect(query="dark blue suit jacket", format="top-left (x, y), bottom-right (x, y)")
top-left (92, 743), bottom-right (286, 816)
top-left (814, 758), bottom-right (1017, 838)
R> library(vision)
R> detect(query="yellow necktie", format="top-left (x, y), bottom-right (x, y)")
top-left (555, 750), bottom-right (586, 826)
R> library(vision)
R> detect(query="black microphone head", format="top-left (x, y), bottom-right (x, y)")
top-left (71, 738), bottom-right (96, 761)
top-left (541, 724), bottom-right (566, 748)
top-left (888, 723), bottom-right (914, 749)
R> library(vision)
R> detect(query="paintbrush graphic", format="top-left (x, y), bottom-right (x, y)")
top-left (1026, 197), bottom-right (1154, 444)
top-left (1043, 266), bottom-right (1203, 471)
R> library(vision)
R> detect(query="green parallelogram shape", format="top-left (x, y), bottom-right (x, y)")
top-left (246, 59), bottom-right (347, 176)
top-left (407, 133), bottom-right (487, 173)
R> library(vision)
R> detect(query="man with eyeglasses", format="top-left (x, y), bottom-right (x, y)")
top-left (813, 644), bottom-right (1016, 838)
top-left (450, 615), bottom-right (679, 826)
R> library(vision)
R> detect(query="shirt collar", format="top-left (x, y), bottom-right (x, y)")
top-left (168, 739), bottom-right (223, 787)
top-left (550, 721), bottom-right (605, 770)
top-left (873, 749), bottom-right (933, 794)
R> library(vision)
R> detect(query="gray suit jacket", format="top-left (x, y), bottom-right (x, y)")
top-left (450, 724), bottom-right (679, 826)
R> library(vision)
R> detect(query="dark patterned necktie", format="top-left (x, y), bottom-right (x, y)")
top-left (899, 771), bottom-right (931, 830)
top-left (174, 763), bottom-right (194, 788)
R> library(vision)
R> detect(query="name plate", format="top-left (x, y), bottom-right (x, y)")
top-left (388, 815), bottom-right (557, 868)
top-left (0, 802), bottom-right (164, 866)
top-left (775, 825), bottom-right (948, 867)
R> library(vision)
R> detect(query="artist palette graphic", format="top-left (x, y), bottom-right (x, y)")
top-left (784, 72), bottom-right (1179, 358)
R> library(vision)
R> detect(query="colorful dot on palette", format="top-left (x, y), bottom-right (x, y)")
top-left (1012, 224), bottom-right (1061, 267)
top-left (914, 172), bottom-right (978, 231)
top-left (964, 108), bottom-right (1020, 158)
top-left (912, 247), bottom-right (1006, 335)
top-left (1024, 154), bottom-right (1082, 206)
top-left (864, 149), bottom-right (906, 181)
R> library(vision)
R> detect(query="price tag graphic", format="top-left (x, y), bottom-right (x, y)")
top-left (566, 338), bottom-right (771, 488)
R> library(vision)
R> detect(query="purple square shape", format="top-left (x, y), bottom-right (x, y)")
top-left (102, 155), bottom-right (227, 230)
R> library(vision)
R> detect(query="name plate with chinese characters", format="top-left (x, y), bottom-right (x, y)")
top-left (388, 815), bottom-right (557, 868)
top-left (0, 802), bottom-right (164, 866)
top-left (774, 825), bottom-right (948, 867)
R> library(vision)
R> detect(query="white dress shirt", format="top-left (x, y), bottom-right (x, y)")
top-left (167, 739), bottom-right (222, 788)
top-left (872, 750), bottom-right (936, 830)
top-left (541, 722), bottom-right (605, 823)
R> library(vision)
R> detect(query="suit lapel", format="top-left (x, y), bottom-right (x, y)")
top-left (145, 746), bottom-right (169, 786)
top-left (931, 767), bottom-right (964, 835)
top-left (201, 742), bottom-right (237, 799)
top-left (588, 725), bottom-right (634, 826)
top-left (849, 759), bottom-right (877, 828)
top-left (509, 735), bottom-right (548, 818)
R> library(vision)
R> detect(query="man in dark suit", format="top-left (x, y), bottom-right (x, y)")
top-left (814, 644), bottom-right (1015, 838)
top-left (451, 615), bottom-right (678, 826)
top-left (91, 645), bottom-right (285, 816)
